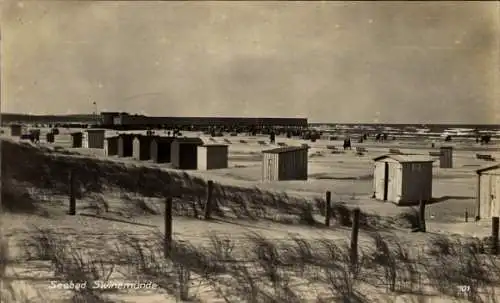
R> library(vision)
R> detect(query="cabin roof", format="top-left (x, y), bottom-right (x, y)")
top-left (262, 146), bottom-right (308, 154)
top-left (117, 133), bottom-right (135, 137)
top-left (201, 144), bottom-right (228, 147)
top-left (373, 154), bottom-right (434, 163)
top-left (476, 164), bottom-right (500, 174)
top-left (172, 137), bottom-right (204, 145)
top-left (152, 136), bottom-right (175, 141)
top-left (134, 134), bottom-right (158, 140)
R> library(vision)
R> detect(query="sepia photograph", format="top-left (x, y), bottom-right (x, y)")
top-left (1, 1), bottom-right (500, 302)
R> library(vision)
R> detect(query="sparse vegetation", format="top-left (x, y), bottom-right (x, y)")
top-left (2, 136), bottom-right (500, 302)
top-left (1, 235), bottom-right (42, 303)
top-left (5, 227), bottom-right (499, 302)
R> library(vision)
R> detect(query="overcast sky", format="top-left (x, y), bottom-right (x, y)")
top-left (2, 1), bottom-right (499, 123)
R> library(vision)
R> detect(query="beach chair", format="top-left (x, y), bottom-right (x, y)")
top-left (476, 154), bottom-right (495, 161)
top-left (389, 148), bottom-right (402, 154)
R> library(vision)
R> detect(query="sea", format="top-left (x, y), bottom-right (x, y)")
top-left (308, 123), bottom-right (500, 138)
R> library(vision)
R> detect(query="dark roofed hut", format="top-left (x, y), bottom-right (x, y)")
top-left (171, 137), bottom-right (204, 169)
top-left (70, 132), bottom-right (83, 148)
top-left (150, 136), bottom-right (175, 163)
top-left (373, 154), bottom-right (434, 205)
top-left (105, 136), bottom-right (119, 156)
top-left (262, 146), bottom-right (309, 181)
top-left (9, 124), bottom-right (22, 137)
top-left (133, 134), bottom-right (156, 161)
top-left (117, 133), bottom-right (135, 157)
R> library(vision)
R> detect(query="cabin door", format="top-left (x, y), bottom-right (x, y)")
top-left (480, 175), bottom-right (492, 219)
top-left (388, 164), bottom-right (401, 203)
top-left (383, 162), bottom-right (389, 201)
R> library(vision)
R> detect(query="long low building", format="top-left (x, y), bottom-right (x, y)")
top-left (102, 112), bottom-right (308, 128)
top-left (0, 112), bottom-right (308, 129)
top-left (1, 113), bottom-right (96, 124)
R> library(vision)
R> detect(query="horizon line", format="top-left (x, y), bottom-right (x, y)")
top-left (1, 112), bottom-right (498, 126)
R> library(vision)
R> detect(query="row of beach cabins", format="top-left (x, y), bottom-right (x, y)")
top-left (6, 124), bottom-right (500, 219)
top-left (62, 129), bottom-right (230, 171)
top-left (8, 125), bottom-right (309, 179)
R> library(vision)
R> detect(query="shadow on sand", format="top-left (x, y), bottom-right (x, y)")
top-left (78, 213), bottom-right (157, 228)
top-left (430, 195), bottom-right (475, 204)
top-left (310, 173), bottom-right (373, 181)
top-left (211, 218), bottom-right (283, 232)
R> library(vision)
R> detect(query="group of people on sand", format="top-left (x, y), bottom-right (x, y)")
top-left (27, 129), bottom-right (40, 143)
top-left (343, 137), bottom-right (352, 150)
top-left (375, 133), bottom-right (388, 141)
top-left (269, 131), bottom-right (276, 144)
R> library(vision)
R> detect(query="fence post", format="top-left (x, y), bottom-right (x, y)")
top-left (350, 208), bottom-right (360, 271)
top-left (68, 169), bottom-right (76, 216)
top-left (465, 209), bottom-right (468, 223)
top-left (164, 196), bottom-right (173, 258)
top-left (325, 191), bottom-right (332, 227)
top-left (492, 217), bottom-right (499, 255)
top-left (419, 200), bottom-right (426, 232)
top-left (204, 180), bottom-right (214, 220)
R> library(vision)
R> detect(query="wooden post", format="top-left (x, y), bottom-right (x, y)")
top-left (492, 217), bottom-right (499, 255)
top-left (419, 200), bottom-right (426, 232)
top-left (476, 174), bottom-right (481, 221)
top-left (465, 209), bottom-right (468, 223)
top-left (204, 180), bottom-right (214, 220)
top-left (68, 169), bottom-right (76, 215)
top-left (164, 196), bottom-right (173, 258)
top-left (350, 208), bottom-right (360, 271)
top-left (325, 191), bottom-right (332, 227)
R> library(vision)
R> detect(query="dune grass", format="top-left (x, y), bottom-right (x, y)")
top-left (2, 138), bottom-right (417, 230)
top-left (3, 227), bottom-right (498, 302)
top-left (3, 138), bottom-right (500, 302)
top-left (1, 235), bottom-right (42, 303)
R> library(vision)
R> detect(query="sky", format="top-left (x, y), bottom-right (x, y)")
top-left (1, 1), bottom-right (499, 123)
